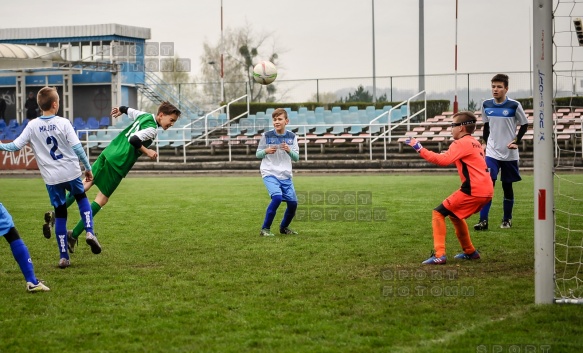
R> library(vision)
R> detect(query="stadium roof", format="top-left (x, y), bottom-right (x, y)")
top-left (0, 24), bottom-right (151, 43)
top-left (0, 43), bottom-right (63, 70)
top-left (0, 43), bottom-right (63, 60)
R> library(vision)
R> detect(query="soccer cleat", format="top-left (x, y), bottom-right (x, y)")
top-left (500, 219), bottom-right (512, 229)
top-left (260, 228), bottom-right (275, 237)
top-left (58, 258), bottom-right (70, 269)
top-left (42, 211), bottom-right (55, 239)
top-left (26, 280), bottom-right (50, 292)
top-left (85, 232), bottom-right (102, 254)
top-left (422, 254), bottom-right (447, 265)
top-left (473, 220), bottom-right (488, 231)
top-left (280, 227), bottom-right (298, 235)
top-left (454, 250), bottom-right (481, 260)
top-left (67, 230), bottom-right (77, 253)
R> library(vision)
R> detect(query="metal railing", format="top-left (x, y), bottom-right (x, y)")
top-left (369, 91), bottom-right (426, 160)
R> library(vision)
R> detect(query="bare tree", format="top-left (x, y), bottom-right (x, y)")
top-left (198, 24), bottom-right (281, 103)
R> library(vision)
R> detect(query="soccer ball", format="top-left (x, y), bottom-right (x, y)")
top-left (252, 61), bottom-right (277, 85)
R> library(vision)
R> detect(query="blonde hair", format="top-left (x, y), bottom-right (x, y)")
top-left (37, 87), bottom-right (59, 112)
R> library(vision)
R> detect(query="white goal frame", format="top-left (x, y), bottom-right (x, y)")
top-left (533, 0), bottom-right (556, 304)
top-left (534, 0), bottom-right (583, 304)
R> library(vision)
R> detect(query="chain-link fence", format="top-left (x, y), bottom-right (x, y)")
top-left (141, 70), bottom-right (583, 114)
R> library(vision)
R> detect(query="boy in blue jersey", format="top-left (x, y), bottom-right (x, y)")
top-left (256, 108), bottom-right (300, 236)
top-left (0, 202), bottom-right (50, 292)
top-left (474, 74), bottom-right (529, 230)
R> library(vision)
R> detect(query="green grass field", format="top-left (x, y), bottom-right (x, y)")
top-left (0, 174), bottom-right (582, 353)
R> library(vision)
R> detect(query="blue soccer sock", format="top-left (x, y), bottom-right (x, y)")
top-left (262, 195), bottom-right (282, 229)
top-left (280, 201), bottom-right (298, 229)
top-left (72, 201), bottom-right (101, 239)
top-left (55, 217), bottom-right (69, 260)
top-left (479, 200), bottom-right (492, 222)
top-left (76, 197), bottom-right (94, 235)
top-left (10, 239), bottom-right (38, 284)
top-left (503, 198), bottom-right (514, 220)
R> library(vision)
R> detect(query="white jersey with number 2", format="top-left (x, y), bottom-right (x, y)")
top-left (12, 116), bottom-right (82, 185)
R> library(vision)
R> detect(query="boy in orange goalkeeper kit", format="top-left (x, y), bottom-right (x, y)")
top-left (405, 111), bottom-right (493, 264)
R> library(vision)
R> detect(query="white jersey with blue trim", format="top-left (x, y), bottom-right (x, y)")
top-left (12, 116), bottom-right (82, 185)
top-left (481, 97), bottom-right (528, 161)
top-left (257, 129), bottom-right (299, 180)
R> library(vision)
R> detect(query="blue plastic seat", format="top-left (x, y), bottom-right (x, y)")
top-left (87, 117), bottom-right (100, 130)
top-left (329, 113), bottom-right (345, 135)
top-left (156, 130), bottom-right (172, 148)
top-left (169, 129), bottom-right (187, 148)
top-left (87, 134), bottom-right (100, 149)
top-left (227, 124), bottom-right (242, 137)
top-left (255, 118), bottom-right (270, 134)
top-left (99, 116), bottom-right (110, 128)
top-left (73, 117), bottom-right (87, 138)
top-left (4, 130), bottom-right (16, 140)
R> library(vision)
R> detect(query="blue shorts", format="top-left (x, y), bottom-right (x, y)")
top-left (486, 157), bottom-right (522, 183)
top-left (262, 176), bottom-right (297, 202)
top-left (0, 203), bottom-right (15, 236)
top-left (46, 177), bottom-right (85, 208)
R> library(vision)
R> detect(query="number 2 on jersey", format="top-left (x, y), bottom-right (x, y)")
top-left (46, 136), bottom-right (63, 160)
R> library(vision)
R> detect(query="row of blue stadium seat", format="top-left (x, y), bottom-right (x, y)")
top-left (73, 116), bottom-right (111, 130)
top-left (225, 105), bottom-right (407, 138)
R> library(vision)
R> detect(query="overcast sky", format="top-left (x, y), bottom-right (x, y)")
top-left (2, 0), bottom-right (533, 81)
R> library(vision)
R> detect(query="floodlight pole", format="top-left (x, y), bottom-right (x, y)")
top-left (371, 0), bottom-right (377, 103)
top-left (220, 0), bottom-right (225, 104)
top-left (419, 0), bottom-right (425, 94)
top-left (453, 0), bottom-right (459, 113)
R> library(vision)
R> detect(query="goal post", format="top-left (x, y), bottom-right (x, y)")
top-left (533, 0), bottom-right (555, 305)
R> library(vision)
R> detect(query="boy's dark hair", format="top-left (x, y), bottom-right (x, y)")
top-left (158, 101), bottom-right (181, 117)
top-left (491, 73), bottom-right (509, 88)
top-left (452, 111), bottom-right (477, 134)
top-left (272, 108), bottom-right (288, 119)
top-left (37, 87), bottom-right (58, 112)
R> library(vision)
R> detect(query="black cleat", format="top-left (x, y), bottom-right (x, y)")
top-left (473, 220), bottom-right (488, 231)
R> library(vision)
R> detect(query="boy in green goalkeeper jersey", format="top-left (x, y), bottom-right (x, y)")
top-left (43, 101), bottom-right (181, 253)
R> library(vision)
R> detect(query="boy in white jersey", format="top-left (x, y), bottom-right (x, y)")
top-left (474, 74), bottom-right (529, 230)
top-left (0, 87), bottom-right (98, 268)
top-left (256, 108), bottom-right (300, 236)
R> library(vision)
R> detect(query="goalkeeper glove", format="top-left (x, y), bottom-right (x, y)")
top-left (405, 137), bottom-right (423, 152)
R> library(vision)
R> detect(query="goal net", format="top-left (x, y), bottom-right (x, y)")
top-left (541, 0), bottom-right (583, 303)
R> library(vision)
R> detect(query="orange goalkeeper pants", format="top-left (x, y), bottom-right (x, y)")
top-left (432, 210), bottom-right (476, 257)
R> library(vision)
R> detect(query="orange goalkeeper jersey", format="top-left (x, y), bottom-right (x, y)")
top-left (419, 135), bottom-right (493, 197)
